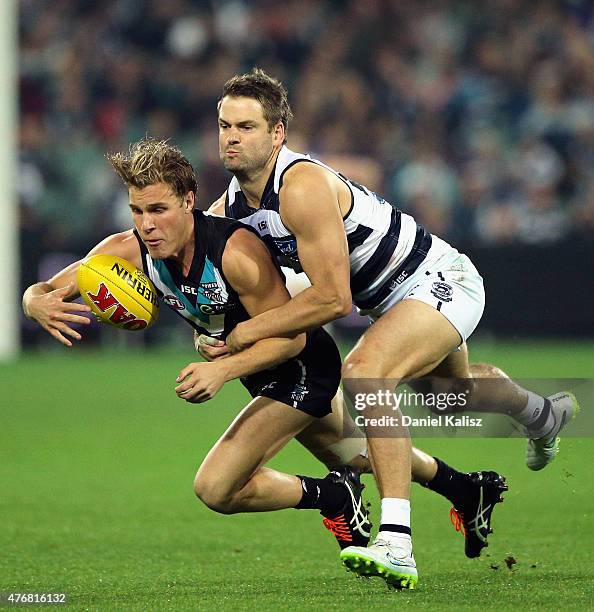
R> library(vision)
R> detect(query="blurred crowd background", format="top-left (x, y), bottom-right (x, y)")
top-left (19, 0), bottom-right (594, 340)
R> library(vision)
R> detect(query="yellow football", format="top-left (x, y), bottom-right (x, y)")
top-left (77, 254), bottom-right (159, 331)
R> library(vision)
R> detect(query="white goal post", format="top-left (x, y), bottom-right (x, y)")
top-left (0, 0), bottom-right (19, 360)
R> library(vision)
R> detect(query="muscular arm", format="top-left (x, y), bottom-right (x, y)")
top-left (212, 230), bottom-right (306, 379)
top-left (226, 164), bottom-right (351, 351)
top-left (22, 231), bottom-right (142, 346)
top-left (175, 229), bottom-right (307, 401)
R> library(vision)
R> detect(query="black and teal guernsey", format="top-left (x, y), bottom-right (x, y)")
top-left (134, 211), bottom-right (251, 340)
top-left (134, 210), bottom-right (341, 417)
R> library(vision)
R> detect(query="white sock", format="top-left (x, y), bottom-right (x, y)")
top-left (514, 392), bottom-right (554, 437)
top-left (380, 498), bottom-right (411, 530)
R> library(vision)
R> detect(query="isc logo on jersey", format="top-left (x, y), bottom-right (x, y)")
top-left (77, 254), bottom-right (159, 330)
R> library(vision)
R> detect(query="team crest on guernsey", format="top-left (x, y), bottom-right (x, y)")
top-left (431, 281), bottom-right (454, 302)
top-left (199, 281), bottom-right (224, 303)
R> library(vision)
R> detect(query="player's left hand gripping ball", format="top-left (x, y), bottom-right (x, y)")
top-left (77, 255), bottom-right (159, 330)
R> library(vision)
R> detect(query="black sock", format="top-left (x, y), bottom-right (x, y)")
top-left (379, 524), bottom-right (412, 536)
top-left (424, 457), bottom-right (469, 507)
top-left (294, 474), bottom-right (348, 515)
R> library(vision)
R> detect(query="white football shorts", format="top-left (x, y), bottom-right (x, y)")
top-left (365, 243), bottom-right (485, 343)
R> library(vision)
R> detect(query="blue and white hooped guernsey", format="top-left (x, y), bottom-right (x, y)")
top-left (225, 145), bottom-right (451, 315)
top-left (134, 210), bottom-right (251, 339)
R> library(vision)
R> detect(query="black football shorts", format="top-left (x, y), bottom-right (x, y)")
top-left (241, 328), bottom-right (341, 418)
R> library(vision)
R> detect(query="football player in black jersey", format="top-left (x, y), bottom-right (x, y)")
top-left (22, 138), bottom-right (373, 553)
top-left (22, 139), bottom-right (508, 587)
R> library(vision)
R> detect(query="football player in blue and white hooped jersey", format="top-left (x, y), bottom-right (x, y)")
top-left (210, 69), bottom-right (578, 587)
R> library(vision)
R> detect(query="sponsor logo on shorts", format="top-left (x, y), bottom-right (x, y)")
top-left (390, 270), bottom-right (410, 289)
top-left (291, 384), bottom-right (310, 403)
top-left (430, 281), bottom-right (454, 302)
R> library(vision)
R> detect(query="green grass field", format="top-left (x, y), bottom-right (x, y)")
top-left (2, 339), bottom-right (593, 611)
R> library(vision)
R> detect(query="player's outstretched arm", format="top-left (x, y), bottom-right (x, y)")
top-left (22, 231), bottom-right (141, 346)
top-left (226, 164), bottom-right (351, 352)
top-left (175, 228), bottom-right (306, 403)
top-left (23, 278), bottom-right (90, 347)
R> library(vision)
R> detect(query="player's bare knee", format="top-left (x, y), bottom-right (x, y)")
top-left (193, 472), bottom-right (236, 514)
top-left (471, 362), bottom-right (509, 379)
top-left (342, 356), bottom-right (405, 416)
top-left (342, 352), bottom-right (390, 380)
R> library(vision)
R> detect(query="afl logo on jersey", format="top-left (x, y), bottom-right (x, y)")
top-left (430, 282), bottom-right (454, 302)
top-left (163, 294), bottom-right (186, 310)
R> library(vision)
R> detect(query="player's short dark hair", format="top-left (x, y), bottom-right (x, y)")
top-left (107, 138), bottom-right (197, 198)
top-left (218, 68), bottom-right (293, 137)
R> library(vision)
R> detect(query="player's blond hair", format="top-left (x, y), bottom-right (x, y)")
top-left (107, 138), bottom-right (198, 198)
top-left (218, 68), bottom-right (293, 142)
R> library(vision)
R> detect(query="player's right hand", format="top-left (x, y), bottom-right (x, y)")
top-left (194, 332), bottom-right (230, 361)
top-left (26, 283), bottom-right (91, 347)
top-left (175, 361), bottom-right (227, 403)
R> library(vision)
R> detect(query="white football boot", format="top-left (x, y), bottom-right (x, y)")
top-left (526, 391), bottom-right (580, 471)
top-left (340, 532), bottom-right (418, 590)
